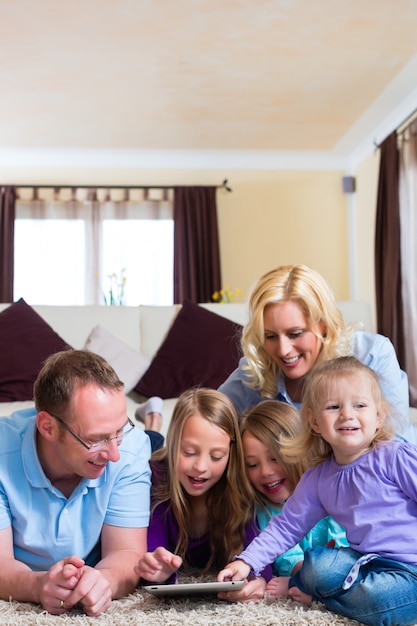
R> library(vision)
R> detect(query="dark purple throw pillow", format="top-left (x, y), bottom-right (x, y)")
top-left (134, 300), bottom-right (242, 399)
top-left (0, 298), bottom-right (71, 402)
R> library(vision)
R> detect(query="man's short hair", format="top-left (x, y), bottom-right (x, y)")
top-left (34, 349), bottom-right (124, 418)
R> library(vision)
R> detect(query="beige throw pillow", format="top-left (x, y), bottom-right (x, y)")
top-left (84, 324), bottom-right (150, 393)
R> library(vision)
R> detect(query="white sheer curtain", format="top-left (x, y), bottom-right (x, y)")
top-left (399, 122), bottom-right (417, 406)
top-left (14, 187), bottom-right (173, 306)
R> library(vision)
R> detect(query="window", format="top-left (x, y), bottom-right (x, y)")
top-left (101, 218), bottom-right (173, 306)
top-left (14, 216), bottom-right (86, 305)
top-left (13, 190), bottom-right (174, 306)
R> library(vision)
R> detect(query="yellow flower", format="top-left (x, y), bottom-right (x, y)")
top-left (211, 286), bottom-right (244, 304)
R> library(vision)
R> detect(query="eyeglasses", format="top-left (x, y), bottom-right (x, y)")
top-left (50, 413), bottom-right (135, 451)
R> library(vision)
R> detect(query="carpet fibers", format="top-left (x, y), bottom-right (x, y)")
top-left (0, 588), bottom-right (365, 626)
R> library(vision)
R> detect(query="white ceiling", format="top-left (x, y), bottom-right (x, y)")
top-left (3, 0), bottom-right (417, 170)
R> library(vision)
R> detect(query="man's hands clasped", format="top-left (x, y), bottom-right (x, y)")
top-left (39, 555), bottom-right (112, 616)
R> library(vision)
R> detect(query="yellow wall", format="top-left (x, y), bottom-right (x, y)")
top-left (354, 150), bottom-right (381, 326)
top-left (4, 165), bottom-right (352, 303)
top-left (216, 169), bottom-right (349, 301)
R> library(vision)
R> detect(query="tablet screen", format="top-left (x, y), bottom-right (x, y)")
top-left (143, 580), bottom-right (245, 597)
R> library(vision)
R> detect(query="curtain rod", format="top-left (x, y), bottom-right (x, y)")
top-left (15, 179), bottom-right (232, 192)
top-left (373, 109), bottom-right (417, 150)
top-left (396, 108), bottom-right (417, 135)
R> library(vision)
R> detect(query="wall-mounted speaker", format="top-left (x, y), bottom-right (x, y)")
top-left (342, 176), bottom-right (356, 194)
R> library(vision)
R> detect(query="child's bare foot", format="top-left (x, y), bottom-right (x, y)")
top-left (288, 586), bottom-right (312, 606)
top-left (265, 576), bottom-right (290, 599)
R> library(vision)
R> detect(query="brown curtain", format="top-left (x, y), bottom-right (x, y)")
top-left (0, 185), bottom-right (16, 302)
top-left (375, 132), bottom-right (406, 368)
top-left (173, 186), bottom-right (221, 303)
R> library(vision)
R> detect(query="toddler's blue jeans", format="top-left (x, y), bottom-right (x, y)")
top-left (290, 546), bottom-right (417, 626)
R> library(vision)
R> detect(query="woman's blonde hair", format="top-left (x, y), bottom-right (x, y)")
top-left (151, 387), bottom-right (254, 572)
top-left (240, 400), bottom-right (312, 510)
top-left (242, 264), bottom-right (351, 398)
top-left (279, 356), bottom-right (394, 465)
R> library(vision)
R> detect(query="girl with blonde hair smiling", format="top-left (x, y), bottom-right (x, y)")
top-left (136, 387), bottom-right (271, 601)
top-left (226, 400), bottom-right (347, 601)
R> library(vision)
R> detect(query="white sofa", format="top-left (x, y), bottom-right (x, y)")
top-left (0, 299), bottom-right (395, 437)
top-left (0, 302), bottom-right (249, 437)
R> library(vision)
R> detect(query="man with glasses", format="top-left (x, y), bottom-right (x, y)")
top-left (0, 349), bottom-right (151, 616)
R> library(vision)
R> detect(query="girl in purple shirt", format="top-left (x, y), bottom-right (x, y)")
top-left (135, 388), bottom-right (271, 602)
top-left (219, 356), bottom-right (417, 626)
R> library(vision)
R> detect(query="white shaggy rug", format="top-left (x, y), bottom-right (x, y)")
top-left (0, 588), bottom-right (365, 626)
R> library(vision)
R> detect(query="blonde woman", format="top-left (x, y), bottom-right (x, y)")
top-left (135, 388), bottom-right (272, 601)
top-left (219, 263), bottom-right (415, 442)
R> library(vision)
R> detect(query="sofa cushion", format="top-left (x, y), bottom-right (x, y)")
top-left (134, 300), bottom-right (242, 399)
top-left (84, 324), bottom-right (150, 393)
top-left (0, 298), bottom-right (71, 402)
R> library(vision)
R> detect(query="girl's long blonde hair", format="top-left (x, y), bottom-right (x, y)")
top-left (242, 264), bottom-right (352, 398)
top-left (151, 387), bottom-right (254, 572)
top-left (240, 400), bottom-right (312, 511)
top-left (279, 356), bottom-right (394, 465)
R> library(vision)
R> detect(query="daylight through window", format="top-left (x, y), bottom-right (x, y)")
top-left (13, 196), bottom-right (174, 306)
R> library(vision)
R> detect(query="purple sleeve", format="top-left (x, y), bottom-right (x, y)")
top-left (147, 500), bottom-right (172, 552)
top-left (141, 503), bottom-right (178, 585)
top-left (239, 469), bottom-right (326, 576)
top-left (147, 459), bottom-right (178, 551)
top-left (142, 461), bottom-right (179, 585)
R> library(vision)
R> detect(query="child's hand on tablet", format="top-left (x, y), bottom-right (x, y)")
top-left (217, 559), bottom-right (251, 582)
top-left (135, 547), bottom-right (183, 583)
top-left (217, 576), bottom-right (266, 603)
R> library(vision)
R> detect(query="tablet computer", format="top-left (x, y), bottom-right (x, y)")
top-left (143, 580), bottom-right (245, 597)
